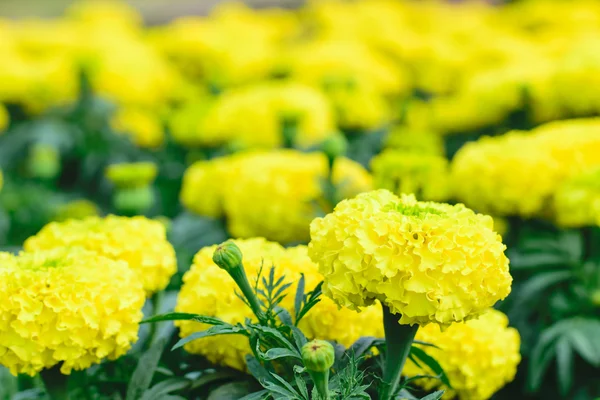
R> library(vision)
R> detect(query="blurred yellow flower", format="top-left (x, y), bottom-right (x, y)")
top-left (175, 238), bottom-right (383, 371)
top-left (111, 107), bottom-right (165, 149)
top-left (404, 309), bottom-right (521, 400)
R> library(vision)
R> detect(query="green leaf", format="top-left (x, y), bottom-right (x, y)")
top-left (420, 390), bottom-right (445, 400)
top-left (509, 252), bottom-right (569, 269)
top-left (262, 348), bottom-right (303, 361)
top-left (249, 325), bottom-right (298, 352)
top-left (294, 274), bottom-right (305, 322)
top-left (208, 382), bottom-right (253, 400)
top-left (142, 312), bottom-right (225, 325)
top-left (555, 338), bottom-right (573, 396)
top-left (409, 347), bottom-right (451, 387)
top-left (140, 378), bottom-right (190, 400)
top-left (239, 390), bottom-right (269, 400)
top-left (189, 371), bottom-right (239, 392)
top-left (0, 367), bottom-right (17, 399)
top-left (290, 325), bottom-right (308, 350)
top-left (412, 340), bottom-right (439, 349)
top-left (268, 373), bottom-right (302, 398)
top-left (346, 336), bottom-right (380, 360)
top-left (509, 270), bottom-right (572, 315)
top-left (275, 306), bottom-right (294, 327)
top-left (245, 355), bottom-right (274, 385)
top-left (568, 322), bottom-right (600, 366)
top-left (126, 335), bottom-right (170, 400)
top-left (172, 325), bottom-right (245, 350)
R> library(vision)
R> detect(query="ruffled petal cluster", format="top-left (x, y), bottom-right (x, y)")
top-left (308, 189), bottom-right (512, 326)
top-left (175, 238), bottom-right (383, 371)
top-left (371, 150), bottom-right (451, 202)
top-left (451, 118), bottom-right (600, 218)
top-left (24, 215), bottom-right (176, 295)
top-left (554, 167), bottom-right (600, 228)
top-left (0, 248), bottom-right (145, 376)
top-left (403, 309), bottom-right (521, 400)
top-left (180, 150), bottom-right (372, 244)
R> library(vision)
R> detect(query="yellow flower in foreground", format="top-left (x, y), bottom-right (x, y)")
top-left (111, 107), bottom-right (165, 149)
top-left (451, 118), bottom-right (600, 218)
top-left (371, 150), bottom-right (451, 202)
top-left (0, 248), bottom-right (144, 376)
top-left (105, 162), bottom-right (158, 189)
top-left (404, 309), bottom-right (521, 400)
top-left (175, 238), bottom-right (383, 371)
top-left (180, 150), bottom-right (372, 244)
top-left (24, 215), bottom-right (176, 295)
top-left (554, 168), bottom-right (600, 228)
top-left (308, 190), bottom-right (512, 327)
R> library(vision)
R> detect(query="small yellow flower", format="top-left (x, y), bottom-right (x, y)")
top-left (554, 167), bottom-right (600, 228)
top-left (111, 107), bottom-right (165, 149)
top-left (0, 248), bottom-right (145, 376)
top-left (308, 190), bottom-right (512, 327)
top-left (404, 309), bottom-right (521, 400)
top-left (24, 215), bottom-right (176, 295)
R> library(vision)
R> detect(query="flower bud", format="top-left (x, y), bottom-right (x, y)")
top-left (213, 240), bottom-right (243, 272)
top-left (321, 133), bottom-right (348, 163)
top-left (302, 339), bottom-right (335, 372)
top-left (114, 186), bottom-right (154, 214)
top-left (28, 143), bottom-right (61, 179)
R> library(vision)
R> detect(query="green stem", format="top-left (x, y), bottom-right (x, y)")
top-left (308, 369), bottom-right (330, 400)
top-left (147, 291), bottom-right (163, 346)
top-left (40, 366), bottom-right (70, 400)
top-left (379, 304), bottom-right (419, 400)
top-left (229, 265), bottom-right (266, 323)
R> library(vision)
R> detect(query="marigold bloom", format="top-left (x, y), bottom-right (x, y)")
top-left (308, 190), bottom-right (512, 326)
top-left (175, 239), bottom-right (383, 371)
top-left (371, 150), bottom-right (451, 202)
top-left (180, 150), bottom-right (372, 244)
top-left (0, 248), bottom-right (145, 376)
top-left (554, 168), bottom-right (600, 228)
top-left (24, 216), bottom-right (176, 295)
top-left (111, 107), bottom-right (165, 149)
top-left (403, 309), bottom-right (521, 400)
top-left (451, 119), bottom-right (600, 218)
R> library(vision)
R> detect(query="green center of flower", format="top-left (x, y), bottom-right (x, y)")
top-left (392, 202), bottom-right (445, 217)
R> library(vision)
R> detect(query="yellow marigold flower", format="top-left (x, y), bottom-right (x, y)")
top-left (491, 216), bottom-right (509, 238)
top-left (196, 81), bottom-right (337, 149)
top-left (371, 150), bottom-right (451, 202)
top-left (384, 126), bottom-right (445, 157)
top-left (554, 168), bottom-right (600, 228)
top-left (52, 199), bottom-right (100, 222)
top-left (0, 248), bottom-right (145, 376)
top-left (308, 190), bottom-right (512, 327)
top-left (105, 162), bottom-right (158, 189)
top-left (180, 150), bottom-right (372, 244)
top-left (325, 83), bottom-right (391, 131)
top-left (403, 309), bottom-right (521, 400)
top-left (451, 119), bottom-right (600, 217)
top-left (175, 239), bottom-right (383, 371)
top-left (111, 107), bottom-right (165, 149)
top-left (24, 216), bottom-right (176, 295)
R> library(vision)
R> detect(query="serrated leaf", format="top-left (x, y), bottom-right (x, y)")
top-left (409, 347), bottom-right (451, 387)
top-left (275, 307), bottom-right (294, 327)
top-left (420, 390), bottom-right (445, 400)
top-left (126, 335), bottom-right (170, 400)
top-left (294, 275), bottom-right (305, 322)
top-left (555, 338), bottom-right (573, 396)
top-left (142, 312), bottom-right (225, 325)
top-left (249, 325), bottom-right (297, 352)
top-left (239, 390), bottom-right (270, 400)
top-left (246, 355), bottom-right (274, 385)
top-left (262, 348), bottom-right (303, 361)
top-left (172, 325), bottom-right (245, 350)
top-left (140, 378), bottom-right (190, 400)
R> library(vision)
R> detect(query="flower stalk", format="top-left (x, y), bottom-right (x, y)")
top-left (213, 241), bottom-right (266, 322)
top-left (379, 304), bottom-right (419, 400)
top-left (302, 340), bottom-right (335, 400)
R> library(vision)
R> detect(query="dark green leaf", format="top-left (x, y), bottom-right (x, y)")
top-left (246, 355), bottom-right (274, 385)
top-left (208, 382), bottom-right (253, 400)
top-left (294, 275), bottom-right (305, 322)
top-left (249, 325), bottom-right (297, 352)
top-left (262, 348), bottom-right (303, 361)
top-left (555, 338), bottom-right (573, 396)
top-left (409, 347), bottom-right (451, 387)
top-left (172, 325), bottom-right (245, 350)
top-left (420, 390), bottom-right (445, 400)
top-left (142, 312), bottom-right (225, 325)
top-left (140, 378), bottom-right (190, 400)
top-left (509, 252), bottom-right (569, 269)
top-left (126, 335), bottom-right (170, 400)
top-left (239, 390), bottom-right (269, 400)
top-left (346, 337), bottom-right (379, 361)
top-left (275, 307), bottom-right (294, 327)
top-left (509, 270), bottom-right (572, 315)
top-left (568, 322), bottom-right (600, 366)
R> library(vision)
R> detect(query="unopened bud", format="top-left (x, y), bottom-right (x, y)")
top-left (213, 240), bottom-right (243, 272)
top-left (302, 339), bottom-right (335, 373)
top-left (321, 134), bottom-right (348, 163)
